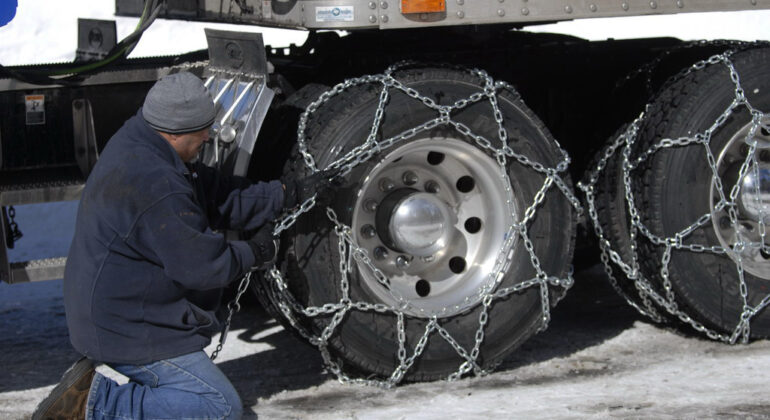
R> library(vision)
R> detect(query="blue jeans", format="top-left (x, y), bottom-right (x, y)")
top-left (86, 351), bottom-right (243, 420)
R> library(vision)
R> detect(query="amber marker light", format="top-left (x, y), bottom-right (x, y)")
top-left (401, 0), bottom-right (446, 14)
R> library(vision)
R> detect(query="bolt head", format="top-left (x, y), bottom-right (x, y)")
top-left (396, 255), bottom-right (411, 269)
top-left (361, 224), bottom-right (377, 239)
top-left (379, 178), bottom-right (395, 192)
top-left (374, 247), bottom-right (389, 260)
top-left (364, 199), bottom-right (378, 212)
top-left (219, 125), bottom-right (237, 143)
top-left (425, 180), bottom-right (440, 194)
top-left (403, 171), bottom-right (419, 186)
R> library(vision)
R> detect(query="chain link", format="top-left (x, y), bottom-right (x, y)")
top-left (254, 62), bottom-right (577, 387)
top-left (211, 272), bottom-right (253, 360)
top-left (580, 50), bottom-right (770, 345)
top-left (4, 206), bottom-right (23, 247)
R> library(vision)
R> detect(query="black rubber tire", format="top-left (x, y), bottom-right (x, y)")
top-left (249, 83), bottom-right (330, 324)
top-left (634, 47), bottom-right (770, 337)
top-left (278, 67), bottom-right (576, 381)
top-left (591, 126), bottom-right (671, 321)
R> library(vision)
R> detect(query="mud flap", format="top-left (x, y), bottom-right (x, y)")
top-left (198, 29), bottom-right (275, 177)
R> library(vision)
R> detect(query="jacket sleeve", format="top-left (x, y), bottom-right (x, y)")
top-left (133, 192), bottom-right (257, 291)
top-left (193, 162), bottom-right (284, 231)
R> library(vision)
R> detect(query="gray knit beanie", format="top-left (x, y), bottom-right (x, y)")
top-left (142, 72), bottom-right (216, 134)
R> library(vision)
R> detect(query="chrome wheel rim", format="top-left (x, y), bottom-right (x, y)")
top-left (352, 137), bottom-right (516, 318)
top-left (710, 117), bottom-right (770, 280)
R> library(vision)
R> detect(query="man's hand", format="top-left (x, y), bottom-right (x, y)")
top-left (282, 168), bottom-right (339, 210)
top-left (245, 223), bottom-right (279, 271)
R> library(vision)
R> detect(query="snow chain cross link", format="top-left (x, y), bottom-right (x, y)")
top-left (210, 271), bottom-right (252, 361)
top-left (5, 206), bottom-right (23, 247)
top-left (580, 49), bottom-right (770, 344)
top-left (259, 62), bottom-right (579, 388)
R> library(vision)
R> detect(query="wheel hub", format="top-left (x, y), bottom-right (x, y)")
top-left (376, 190), bottom-right (453, 257)
top-left (352, 137), bottom-right (516, 318)
top-left (710, 116), bottom-right (770, 280)
top-left (739, 163), bottom-right (770, 222)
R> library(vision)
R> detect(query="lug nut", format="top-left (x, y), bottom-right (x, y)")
top-left (740, 143), bottom-right (750, 156)
top-left (379, 177), bottom-right (395, 192)
top-left (364, 199), bottom-right (378, 212)
top-left (396, 255), bottom-right (411, 269)
top-left (402, 171), bottom-right (419, 186)
top-left (425, 180), bottom-right (440, 193)
top-left (374, 247), bottom-right (389, 260)
top-left (361, 224), bottom-right (376, 239)
top-left (761, 247), bottom-right (770, 259)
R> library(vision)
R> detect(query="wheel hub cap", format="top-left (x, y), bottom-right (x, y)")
top-left (352, 137), bottom-right (516, 318)
top-left (710, 116), bottom-right (770, 280)
top-left (739, 164), bottom-right (770, 222)
top-left (379, 191), bottom-right (453, 257)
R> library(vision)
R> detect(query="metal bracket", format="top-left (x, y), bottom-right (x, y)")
top-left (72, 98), bottom-right (100, 178)
top-left (0, 207), bottom-right (10, 283)
top-left (76, 18), bottom-right (117, 62)
top-left (205, 28), bottom-right (268, 75)
top-left (199, 30), bottom-right (274, 177)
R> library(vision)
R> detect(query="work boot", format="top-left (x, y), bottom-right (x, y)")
top-left (32, 357), bottom-right (95, 420)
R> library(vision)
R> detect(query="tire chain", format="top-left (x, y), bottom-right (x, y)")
top-left (4, 206), bottom-right (23, 248)
top-left (252, 62), bottom-right (580, 387)
top-left (618, 39), bottom-right (769, 101)
top-left (579, 48), bottom-right (770, 344)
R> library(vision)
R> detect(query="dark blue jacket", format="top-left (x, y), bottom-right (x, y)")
top-left (64, 111), bottom-right (283, 365)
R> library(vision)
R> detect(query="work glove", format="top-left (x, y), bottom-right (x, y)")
top-left (282, 168), bottom-right (339, 210)
top-left (245, 222), bottom-right (279, 271)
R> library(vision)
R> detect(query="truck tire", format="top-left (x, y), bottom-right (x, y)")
top-left (277, 67), bottom-right (576, 381)
top-left (591, 127), bottom-right (670, 321)
top-left (634, 46), bottom-right (770, 337)
top-left (248, 83), bottom-right (330, 325)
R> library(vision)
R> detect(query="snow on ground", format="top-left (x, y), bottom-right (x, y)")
top-left (3, 266), bottom-right (770, 419)
top-left (2, 2), bottom-right (770, 420)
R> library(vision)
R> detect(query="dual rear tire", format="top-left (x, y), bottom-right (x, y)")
top-left (593, 46), bottom-right (770, 338)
